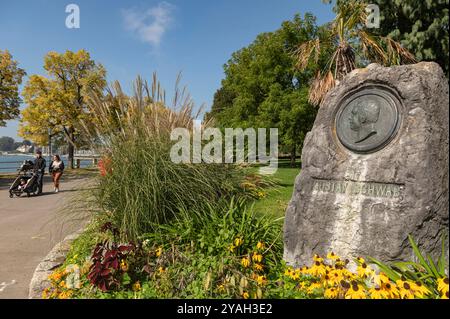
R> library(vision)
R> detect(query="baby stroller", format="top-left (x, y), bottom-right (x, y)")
top-left (9, 160), bottom-right (40, 198)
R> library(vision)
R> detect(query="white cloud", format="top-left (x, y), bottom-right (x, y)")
top-left (122, 2), bottom-right (175, 47)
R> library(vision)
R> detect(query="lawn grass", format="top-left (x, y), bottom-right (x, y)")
top-left (250, 160), bottom-right (300, 218)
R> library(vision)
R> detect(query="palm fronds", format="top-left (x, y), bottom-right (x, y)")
top-left (294, 0), bottom-right (417, 107)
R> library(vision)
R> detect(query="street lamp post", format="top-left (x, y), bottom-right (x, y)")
top-left (48, 127), bottom-right (52, 162)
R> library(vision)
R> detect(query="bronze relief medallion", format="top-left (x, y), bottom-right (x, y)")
top-left (334, 85), bottom-right (402, 153)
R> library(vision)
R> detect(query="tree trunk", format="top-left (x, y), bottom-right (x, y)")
top-left (290, 144), bottom-right (296, 168)
top-left (67, 127), bottom-right (75, 169)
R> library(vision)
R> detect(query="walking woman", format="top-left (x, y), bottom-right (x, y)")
top-left (49, 155), bottom-right (65, 193)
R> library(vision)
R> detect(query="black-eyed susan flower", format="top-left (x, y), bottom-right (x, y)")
top-left (411, 281), bottom-right (431, 298)
top-left (241, 257), bottom-right (250, 268)
top-left (437, 277), bottom-right (449, 296)
top-left (313, 254), bottom-right (324, 263)
top-left (369, 287), bottom-right (389, 299)
top-left (256, 241), bottom-right (265, 251)
top-left (327, 252), bottom-right (339, 261)
top-left (396, 280), bottom-right (415, 299)
top-left (255, 275), bottom-right (267, 286)
top-left (155, 247), bottom-right (163, 257)
top-left (356, 257), bottom-right (365, 264)
top-left (120, 259), bottom-right (129, 272)
top-left (374, 272), bottom-right (390, 286)
top-left (234, 237), bottom-right (244, 247)
top-left (253, 263), bottom-right (264, 273)
top-left (345, 281), bottom-right (366, 299)
top-left (357, 263), bottom-right (374, 279)
top-left (252, 252), bottom-right (263, 263)
top-left (242, 291), bottom-right (249, 299)
top-left (324, 287), bottom-right (339, 299)
top-left (381, 282), bottom-right (399, 299)
top-left (329, 270), bottom-right (343, 286)
top-left (310, 261), bottom-right (326, 277)
top-left (133, 281), bottom-right (141, 292)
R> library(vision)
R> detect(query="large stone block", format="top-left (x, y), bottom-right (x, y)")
top-left (284, 62), bottom-right (449, 267)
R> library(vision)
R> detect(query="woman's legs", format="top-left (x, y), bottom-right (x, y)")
top-left (53, 172), bottom-right (63, 191)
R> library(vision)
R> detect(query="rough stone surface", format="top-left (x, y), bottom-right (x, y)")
top-left (28, 230), bottom-right (82, 299)
top-left (284, 62), bottom-right (449, 267)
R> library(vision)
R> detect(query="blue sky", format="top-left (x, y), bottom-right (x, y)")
top-left (0, 0), bottom-right (334, 140)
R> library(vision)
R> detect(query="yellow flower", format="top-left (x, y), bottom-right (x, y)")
top-left (284, 267), bottom-right (294, 277)
top-left (158, 267), bottom-right (165, 274)
top-left (242, 291), bottom-right (249, 299)
top-left (234, 237), bottom-right (244, 247)
top-left (356, 257), bottom-right (365, 264)
top-left (252, 253), bottom-right (263, 263)
top-left (437, 277), bottom-right (449, 296)
top-left (229, 244), bottom-right (236, 253)
top-left (133, 281), bottom-right (141, 292)
top-left (255, 275), bottom-right (267, 286)
top-left (356, 263), bottom-right (373, 279)
top-left (58, 290), bottom-right (73, 299)
top-left (59, 280), bottom-right (66, 288)
top-left (396, 280), bottom-right (415, 299)
top-left (309, 261), bottom-right (326, 277)
top-left (217, 284), bottom-right (226, 293)
top-left (369, 287), bottom-right (389, 299)
top-left (42, 288), bottom-right (50, 299)
top-left (241, 257), bottom-right (250, 268)
top-left (441, 292), bottom-right (449, 299)
top-left (253, 263), bottom-right (264, 272)
top-left (329, 270), bottom-right (343, 286)
top-left (256, 241), bottom-right (265, 251)
top-left (345, 282), bottom-right (366, 299)
top-left (374, 272), bottom-right (390, 286)
top-left (411, 281), bottom-right (431, 298)
top-left (313, 254), bottom-right (324, 264)
top-left (327, 252), bottom-right (339, 261)
top-left (155, 247), bottom-right (163, 257)
top-left (324, 287), bottom-right (339, 299)
top-left (380, 282), bottom-right (399, 299)
top-left (48, 271), bottom-right (63, 282)
top-left (120, 259), bottom-right (128, 272)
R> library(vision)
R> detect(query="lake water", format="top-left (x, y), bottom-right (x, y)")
top-left (0, 154), bottom-right (93, 173)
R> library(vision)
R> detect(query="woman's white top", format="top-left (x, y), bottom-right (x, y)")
top-left (52, 161), bottom-right (62, 169)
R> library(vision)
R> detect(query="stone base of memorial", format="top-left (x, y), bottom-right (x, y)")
top-left (284, 62), bottom-right (449, 267)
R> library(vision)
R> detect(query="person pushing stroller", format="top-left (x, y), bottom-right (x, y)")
top-left (33, 149), bottom-right (46, 195)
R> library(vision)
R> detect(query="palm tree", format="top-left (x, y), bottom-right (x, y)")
top-left (296, 0), bottom-right (416, 106)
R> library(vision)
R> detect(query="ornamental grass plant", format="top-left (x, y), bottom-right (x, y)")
top-left (81, 74), bottom-right (259, 241)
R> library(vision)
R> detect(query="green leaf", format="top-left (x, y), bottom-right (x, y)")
top-left (408, 235), bottom-right (433, 275)
top-left (426, 254), bottom-right (440, 278)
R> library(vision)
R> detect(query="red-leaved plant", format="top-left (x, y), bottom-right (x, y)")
top-left (87, 240), bottom-right (135, 292)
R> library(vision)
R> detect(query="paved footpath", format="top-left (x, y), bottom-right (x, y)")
top-left (0, 175), bottom-right (91, 299)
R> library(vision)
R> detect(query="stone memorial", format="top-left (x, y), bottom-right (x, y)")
top-left (284, 62), bottom-right (449, 267)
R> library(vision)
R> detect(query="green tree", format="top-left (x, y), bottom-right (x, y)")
top-left (0, 50), bottom-right (26, 126)
top-left (20, 50), bottom-right (106, 168)
top-left (207, 14), bottom-right (322, 166)
top-left (372, 0), bottom-right (449, 77)
top-left (0, 136), bottom-right (15, 152)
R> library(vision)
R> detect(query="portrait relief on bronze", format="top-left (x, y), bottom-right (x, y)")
top-left (334, 86), bottom-right (401, 153)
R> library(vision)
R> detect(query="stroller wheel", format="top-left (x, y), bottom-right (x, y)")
top-left (27, 192), bottom-right (31, 197)
top-left (9, 193), bottom-right (13, 198)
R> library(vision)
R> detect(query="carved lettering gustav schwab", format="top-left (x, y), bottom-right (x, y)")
top-left (312, 179), bottom-right (402, 199)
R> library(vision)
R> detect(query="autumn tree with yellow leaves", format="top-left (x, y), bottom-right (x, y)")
top-left (20, 50), bottom-right (106, 168)
top-left (0, 50), bottom-right (26, 126)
